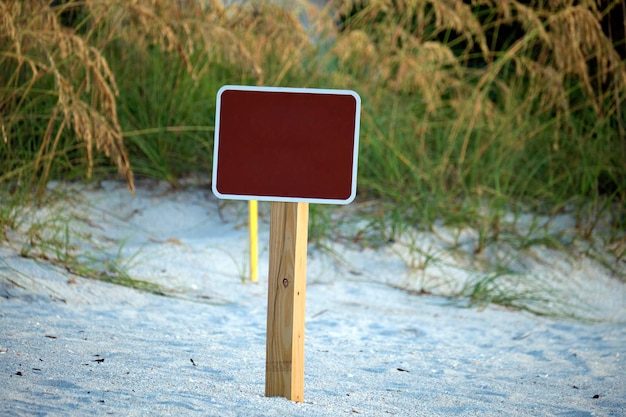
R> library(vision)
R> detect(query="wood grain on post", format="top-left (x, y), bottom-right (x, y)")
top-left (265, 201), bottom-right (309, 402)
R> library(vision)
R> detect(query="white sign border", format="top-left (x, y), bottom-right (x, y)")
top-left (212, 85), bottom-right (361, 205)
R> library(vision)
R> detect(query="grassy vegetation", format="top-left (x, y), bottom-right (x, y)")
top-left (1, 0), bottom-right (624, 312)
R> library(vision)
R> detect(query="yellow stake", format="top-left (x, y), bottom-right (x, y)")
top-left (249, 200), bottom-right (259, 282)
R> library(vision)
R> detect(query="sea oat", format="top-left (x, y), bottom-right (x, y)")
top-left (1, 0), bottom-right (133, 190)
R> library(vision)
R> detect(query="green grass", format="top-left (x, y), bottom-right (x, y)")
top-left (0, 186), bottom-right (169, 296)
top-left (108, 45), bottom-right (221, 185)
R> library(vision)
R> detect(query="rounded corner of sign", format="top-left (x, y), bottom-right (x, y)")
top-left (211, 183), bottom-right (225, 200)
top-left (347, 90), bottom-right (361, 100)
top-left (346, 90), bottom-right (362, 105)
top-left (216, 85), bottom-right (235, 98)
top-left (331, 190), bottom-right (357, 206)
top-left (343, 193), bottom-right (357, 205)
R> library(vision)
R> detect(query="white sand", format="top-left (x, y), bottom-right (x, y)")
top-left (1, 180), bottom-right (625, 416)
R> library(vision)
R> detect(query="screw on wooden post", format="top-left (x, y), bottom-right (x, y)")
top-left (265, 201), bottom-right (308, 402)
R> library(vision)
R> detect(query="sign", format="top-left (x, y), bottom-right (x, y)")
top-left (212, 85), bottom-right (361, 204)
top-left (210, 85), bottom-right (361, 403)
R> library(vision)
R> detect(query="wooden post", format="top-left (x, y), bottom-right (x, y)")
top-left (265, 201), bottom-right (308, 402)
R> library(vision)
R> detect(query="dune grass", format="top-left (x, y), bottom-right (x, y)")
top-left (1, 0), bottom-right (624, 311)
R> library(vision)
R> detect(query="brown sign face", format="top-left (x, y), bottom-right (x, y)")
top-left (212, 86), bottom-right (361, 204)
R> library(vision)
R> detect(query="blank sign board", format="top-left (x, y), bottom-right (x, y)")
top-left (212, 85), bottom-right (361, 204)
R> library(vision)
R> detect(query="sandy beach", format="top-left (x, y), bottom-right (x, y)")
top-left (1, 180), bottom-right (625, 416)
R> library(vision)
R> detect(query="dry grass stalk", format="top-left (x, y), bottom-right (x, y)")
top-left (333, 0), bottom-right (625, 121)
top-left (220, 3), bottom-right (312, 85)
top-left (546, 6), bottom-right (625, 107)
top-left (85, 0), bottom-right (194, 79)
top-left (1, 0), bottom-right (134, 191)
top-left (84, 0), bottom-right (309, 85)
top-left (2, 0), bottom-right (312, 191)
